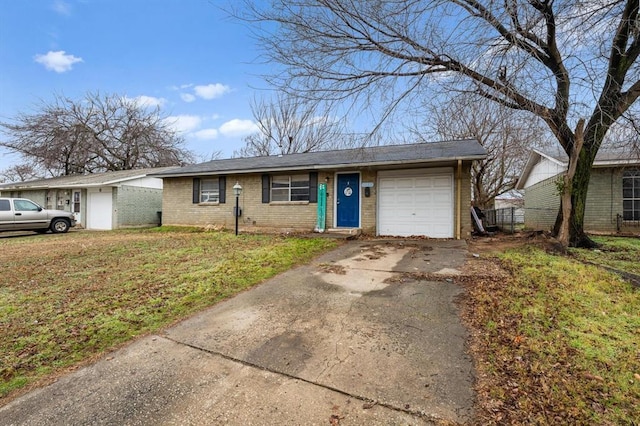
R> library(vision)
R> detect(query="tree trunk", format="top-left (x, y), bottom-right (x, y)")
top-left (566, 151), bottom-right (598, 248)
top-left (555, 120), bottom-right (584, 248)
top-left (553, 120), bottom-right (598, 248)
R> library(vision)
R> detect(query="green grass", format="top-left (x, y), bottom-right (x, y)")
top-left (569, 235), bottom-right (640, 275)
top-left (0, 228), bottom-right (338, 399)
top-left (467, 242), bottom-right (640, 424)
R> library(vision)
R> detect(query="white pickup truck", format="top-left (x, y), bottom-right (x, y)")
top-left (0, 197), bottom-right (76, 234)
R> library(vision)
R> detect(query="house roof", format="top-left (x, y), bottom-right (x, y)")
top-left (0, 167), bottom-right (178, 190)
top-left (516, 148), bottom-right (640, 190)
top-left (152, 139), bottom-right (487, 178)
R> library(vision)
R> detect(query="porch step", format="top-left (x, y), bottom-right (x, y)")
top-left (325, 228), bottom-right (362, 238)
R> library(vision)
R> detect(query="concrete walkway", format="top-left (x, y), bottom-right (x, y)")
top-left (1, 240), bottom-right (475, 425)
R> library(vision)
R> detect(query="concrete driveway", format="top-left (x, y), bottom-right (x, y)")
top-left (1, 240), bottom-right (475, 425)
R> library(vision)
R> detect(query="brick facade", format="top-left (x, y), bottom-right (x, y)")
top-left (115, 185), bottom-right (163, 227)
top-left (162, 164), bottom-right (474, 238)
top-left (524, 167), bottom-right (635, 233)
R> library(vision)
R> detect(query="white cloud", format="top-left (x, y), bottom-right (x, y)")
top-left (180, 93), bottom-right (196, 103)
top-left (219, 119), bottom-right (258, 137)
top-left (193, 128), bottom-right (219, 140)
top-left (52, 0), bottom-right (71, 16)
top-left (34, 50), bottom-right (83, 73)
top-left (194, 83), bottom-right (231, 100)
top-left (169, 83), bottom-right (193, 91)
top-left (164, 115), bottom-right (202, 133)
top-left (127, 95), bottom-right (166, 108)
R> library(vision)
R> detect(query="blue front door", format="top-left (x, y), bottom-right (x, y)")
top-left (337, 173), bottom-right (360, 227)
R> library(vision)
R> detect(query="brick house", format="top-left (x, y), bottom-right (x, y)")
top-left (516, 148), bottom-right (640, 233)
top-left (0, 168), bottom-right (175, 230)
top-left (152, 140), bottom-right (486, 238)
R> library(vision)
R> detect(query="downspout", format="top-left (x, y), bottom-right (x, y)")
top-left (456, 159), bottom-right (462, 239)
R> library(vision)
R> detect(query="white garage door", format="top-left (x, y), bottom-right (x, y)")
top-left (87, 191), bottom-right (113, 230)
top-left (378, 168), bottom-right (454, 238)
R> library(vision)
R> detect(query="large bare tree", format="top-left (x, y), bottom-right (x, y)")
top-left (0, 92), bottom-right (194, 178)
top-left (418, 94), bottom-right (550, 208)
top-left (235, 94), bottom-right (348, 157)
top-left (239, 0), bottom-right (640, 248)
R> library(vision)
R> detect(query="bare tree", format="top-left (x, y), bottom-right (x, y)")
top-left (239, 0), bottom-right (640, 248)
top-left (417, 94), bottom-right (550, 209)
top-left (0, 163), bottom-right (40, 184)
top-left (235, 94), bottom-right (347, 157)
top-left (0, 92), bottom-right (194, 177)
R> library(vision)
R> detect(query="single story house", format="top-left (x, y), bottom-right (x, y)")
top-left (0, 167), bottom-right (176, 230)
top-left (516, 148), bottom-right (640, 233)
top-left (152, 140), bottom-right (487, 239)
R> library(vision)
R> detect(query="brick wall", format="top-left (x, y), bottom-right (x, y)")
top-left (524, 167), bottom-right (624, 233)
top-left (524, 176), bottom-right (560, 231)
top-left (584, 168), bottom-right (620, 232)
top-left (162, 175), bottom-right (320, 231)
top-left (162, 164), bottom-right (475, 238)
top-left (115, 185), bottom-right (163, 228)
top-left (460, 163), bottom-right (473, 238)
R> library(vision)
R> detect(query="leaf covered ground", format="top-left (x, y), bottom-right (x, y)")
top-left (463, 235), bottom-right (640, 425)
top-left (0, 228), bottom-right (337, 401)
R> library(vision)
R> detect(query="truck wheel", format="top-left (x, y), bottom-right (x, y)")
top-left (50, 218), bottom-right (70, 233)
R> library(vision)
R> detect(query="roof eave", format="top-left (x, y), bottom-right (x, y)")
top-left (152, 155), bottom-right (486, 178)
top-left (592, 159), bottom-right (640, 167)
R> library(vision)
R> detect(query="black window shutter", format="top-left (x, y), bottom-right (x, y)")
top-left (309, 172), bottom-right (318, 203)
top-left (219, 176), bottom-right (226, 203)
top-left (262, 174), bottom-right (270, 203)
top-left (192, 178), bottom-right (200, 204)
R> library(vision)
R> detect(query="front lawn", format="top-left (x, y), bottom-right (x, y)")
top-left (465, 237), bottom-right (640, 424)
top-left (570, 235), bottom-right (640, 275)
top-left (0, 228), bottom-right (337, 400)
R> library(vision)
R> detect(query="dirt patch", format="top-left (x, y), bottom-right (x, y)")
top-left (317, 263), bottom-right (347, 275)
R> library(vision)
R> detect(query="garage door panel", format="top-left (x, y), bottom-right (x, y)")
top-left (378, 171), bottom-right (453, 238)
top-left (87, 191), bottom-right (112, 230)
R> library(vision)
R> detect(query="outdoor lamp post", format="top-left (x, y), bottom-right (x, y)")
top-left (233, 182), bottom-right (242, 235)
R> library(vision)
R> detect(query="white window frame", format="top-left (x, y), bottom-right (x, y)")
top-left (200, 178), bottom-right (220, 203)
top-left (271, 174), bottom-right (310, 202)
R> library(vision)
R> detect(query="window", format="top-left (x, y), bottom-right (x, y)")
top-left (0, 200), bottom-right (10, 211)
top-left (73, 192), bottom-right (81, 213)
top-left (13, 199), bottom-right (40, 211)
top-left (271, 174), bottom-right (310, 202)
top-left (623, 169), bottom-right (640, 220)
top-left (200, 178), bottom-right (220, 203)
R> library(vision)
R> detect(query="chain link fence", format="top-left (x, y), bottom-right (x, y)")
top-left (482, 207), bottom-right (525, 234)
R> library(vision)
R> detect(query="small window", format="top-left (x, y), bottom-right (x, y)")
top-left (0, 200), bottom-right (10, 211)
top-left (622, 169), bottom-right (640, 220)
top-left (271, 174), bottom-right (309, 202)
top-left (13, 199), bottom-right (40, 211)
top-left (73, 192), bottom-right (81, 213)
top-left (200, 178), bottom-right (220, 203)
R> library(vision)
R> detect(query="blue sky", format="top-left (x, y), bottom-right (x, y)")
top-left (0, 0), bottom-right (272, 171)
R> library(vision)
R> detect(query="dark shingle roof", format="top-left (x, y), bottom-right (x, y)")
top-left (153, 139), bottom-right (486, 177)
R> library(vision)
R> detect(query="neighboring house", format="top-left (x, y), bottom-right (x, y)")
top-left (152, 140), bottom-right (487, 239)
top-left (516, 148), bottom-right (640, 233)
top-left (494, 192), bottom-right (525, 224)
top-left (0, 168), bottom-right (176, 230)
